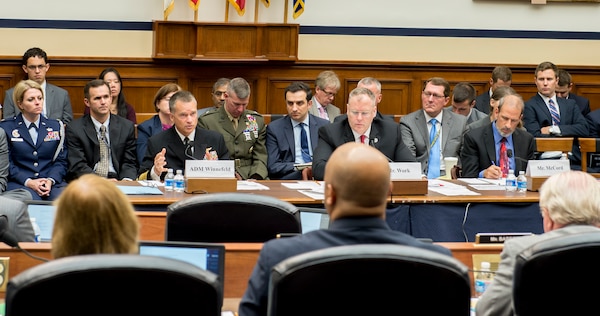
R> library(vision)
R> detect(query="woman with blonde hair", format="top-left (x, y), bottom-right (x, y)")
top-left (51, 174), bottom-right (139, 258)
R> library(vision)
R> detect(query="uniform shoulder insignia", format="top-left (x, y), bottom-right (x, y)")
top-left (248, 110), bottom-right (262, 116)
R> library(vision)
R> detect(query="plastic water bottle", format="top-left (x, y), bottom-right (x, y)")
top-left (174, 169), bottom-right (185, 192)
top-left (517, 171), bottom-right (527, 193)
top-left (164, 168), bottom-right (174, 192)
top-left (474, 261), bottom-right (494, 298)
top-left (505, 169), bottom-right (516, 192)
top-left (31, 217), bottom-right (41, 243)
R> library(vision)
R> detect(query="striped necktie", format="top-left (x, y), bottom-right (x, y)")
top-left (548, 99), bottom-right (560, 125)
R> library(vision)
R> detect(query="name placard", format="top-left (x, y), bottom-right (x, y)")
top-left (525, 160), bottom-right (570, 177)
top-left (389, 162), bottom-right (422, 180)
top-left (185, 160), bottom-right (235, 178)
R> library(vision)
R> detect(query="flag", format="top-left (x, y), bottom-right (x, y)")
top-left (189, 0), bottom-right (200, 10)
top-left (293, 0), bottom-right (304, 19)
top-left (261, 0), bottom-right (270, 7)
top-left (228, 0), bottom-right (246, 16)
top-left (164, 0), bottom-right (175, 20)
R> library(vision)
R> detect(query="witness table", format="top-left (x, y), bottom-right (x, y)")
top-left (126, 180), bottom-right (543, 242)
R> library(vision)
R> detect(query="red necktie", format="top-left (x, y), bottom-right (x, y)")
top-left (499, 137), bottom-right (509, 177)
top-left (359, 135), bottom-right (366, 144)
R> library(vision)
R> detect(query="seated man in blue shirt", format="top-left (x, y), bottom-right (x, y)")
top-left (461, 94), bottom-right (535, 179)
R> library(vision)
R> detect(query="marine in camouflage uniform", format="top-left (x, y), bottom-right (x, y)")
top-left (198, 78), bottom-right (268, 180)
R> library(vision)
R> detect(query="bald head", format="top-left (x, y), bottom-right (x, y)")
top-left (324, 143), bottom-right (392, 219)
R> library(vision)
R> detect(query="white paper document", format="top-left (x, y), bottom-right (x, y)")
top-left (281, 181), bottom-right (323, 190)
top-left (428, 180), bottom-right (480, 196)
top-left (236, 181), bottom-right (270, 190)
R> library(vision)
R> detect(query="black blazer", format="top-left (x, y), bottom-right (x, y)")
top-left (312, 117), bottom-right (415, 180)
top-left (139, 126), bottom-right (229, 179)
top-left (523, 94), bottom-right (588, 138)
top-left (461, 121), bottom-right (535, 178)
top-left (475, 92), bottom-right (491, 115)
top-left (66, 114), bottom-right (138, 181)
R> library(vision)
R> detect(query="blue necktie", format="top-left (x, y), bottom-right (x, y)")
top-left (548, 99), bottom-right (560, 125)
top-left (428, 118), bottom-right (440, 179)
top-left (299, 123), bottom-right (312, 163)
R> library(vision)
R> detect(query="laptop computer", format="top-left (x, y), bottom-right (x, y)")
top-left (297, 207), bottom-right (330, 234)
top-left (138, 241), bottom-right (226, 293)
top-left (24, 200), bottom-right (56, 242)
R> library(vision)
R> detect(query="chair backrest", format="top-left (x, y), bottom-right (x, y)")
top-left (6, 254), bottom-right (222, 316)
top-left (513, 231), bottom-right (600, 316)
top-left (578, 137), bottom-right (600, 173)
top-left (268, 244), bottom-right (471, 316)
top-left (534, 137), bottom-right (573, 155)
top-left (166, 193), bottom-right (301, 243)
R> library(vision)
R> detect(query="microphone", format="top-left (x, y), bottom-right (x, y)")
top-left (368, 138), bottom-right (392, 162)
top-left (0, 215), bottom-right (18, 248)
top-left (0, 214), bottom-right (48, 262)
top-left (369, 137), bottom-right (379, 146)
top-left (185, 140), bottom-right (198, 160)
top-left (508, 149), bottom-right (530, 164)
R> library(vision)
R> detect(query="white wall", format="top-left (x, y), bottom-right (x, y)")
top-left (1, 0), bottom-right (599, 65)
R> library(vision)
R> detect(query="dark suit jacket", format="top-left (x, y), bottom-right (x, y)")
top-left (312, 117), bottom-right (415, 181)
top-left (567, 93), bottom-right (591, 116)
top-left (266, 114), bottom-right (330, 180)
top-left (523, 94), bottom-right (588, 138)
top-left (586, 109), bottom-right (600, 137)
top-left (461, 121), bottom-right (535, 178)
top-left (4, 83), bottom-right (73, 124)
top-left (475, 92), bottom-right (491, 115)
top-left (238, 217), bottom-right (453, 316)
top-left (136, 115), bottom-right (164, 164)
top-left (139, 126), bottom-right (229, 180)
top-left (66, 114), bottom-right (138, 181)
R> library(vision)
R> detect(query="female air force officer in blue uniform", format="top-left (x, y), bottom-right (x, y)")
top-left (0, 80), bottom-right (68, 200)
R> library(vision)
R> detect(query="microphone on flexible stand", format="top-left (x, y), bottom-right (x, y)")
top-left (0, 215), bottom-right (49, 262)
top-left (185, 140), bottom-right (198, 160)
top-left (0, 215), bottom-right (19, 248)
top-left (369, 137), bottom-right (393, 162)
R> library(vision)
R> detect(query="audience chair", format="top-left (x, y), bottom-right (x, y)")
top-left (513, 231), bottom-right (600, 316)
top-left (578, 137), bottom-right (600, 175)
top-left (268, 244), bottom-right (471, 316)
top-left (6, 254), bottom-right (222, 316)
top-left (166, 193), bottom-right (301, 243)
top-left (534, 137), bottom-right (573, 159)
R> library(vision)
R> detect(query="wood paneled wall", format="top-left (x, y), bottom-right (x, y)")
top-left (2, 58), bottom-right (600, 122)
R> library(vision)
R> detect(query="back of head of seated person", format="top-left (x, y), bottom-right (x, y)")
top-left (238, 142), bottom-right (452, 316)
top-left (51, 174), bottom-right (139, 259)
top-left (324, 142), bottom-right (391, 220)
top-left (475, 170), bottom-right (600, 315)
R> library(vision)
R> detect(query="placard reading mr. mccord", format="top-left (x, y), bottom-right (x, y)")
top-left (185, 160), bottom-right (235, 178)
top-left (525, 160), bottom-right (570, 177)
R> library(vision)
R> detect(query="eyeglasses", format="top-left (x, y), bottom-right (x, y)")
top-left (319, 88), bottom-right (336, 98)
top-left (26, 64), bottom-right (47, 71)
top-left (422, 91), bottom-right (446, 99)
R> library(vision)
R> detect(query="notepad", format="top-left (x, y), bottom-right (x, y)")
top-left (117, 185), bottom-right (163, 195)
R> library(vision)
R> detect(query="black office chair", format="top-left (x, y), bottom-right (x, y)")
top-left (268, 244), bottom-right (471, 316)
top-left (6, 254), bottom-right (222, 316)
top-left (166, 193), bottom-right (301, 243)
top-left (513, 231), bottom-right (600, 316)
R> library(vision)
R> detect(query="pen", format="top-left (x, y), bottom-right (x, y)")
top-left (491, 160), bottom-right (496, 166)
